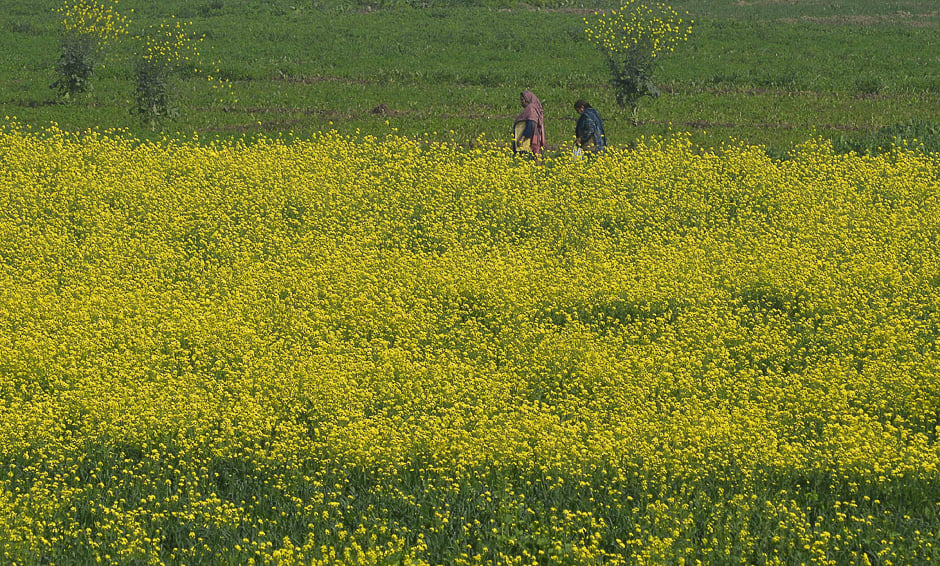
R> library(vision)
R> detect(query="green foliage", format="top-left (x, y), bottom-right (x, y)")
top-left (832, 119), bottom-right (940, 156)
top-left (50, 0), bottom-right (130, 101)
top-left (603, 55), bottom-right (660, 122)
top-left (130, 19), bottom-right (227, 124)
top-left (0, 0), bottom-right (938, 151)
top-left (584, 1), bottom-right (692, 123)
top-left (131, 59), bottom-right (178, 125)
top-left (50, 33), bottom-right (98, 99)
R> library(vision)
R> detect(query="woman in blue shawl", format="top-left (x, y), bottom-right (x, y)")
top-left (574, 99), bottom-right (606, 155)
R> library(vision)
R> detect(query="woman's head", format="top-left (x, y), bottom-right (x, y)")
top-left (574, 99), bottom-right (591, 112)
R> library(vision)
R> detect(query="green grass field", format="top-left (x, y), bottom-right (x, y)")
top-left (2, 0), bottom-right (939, 154)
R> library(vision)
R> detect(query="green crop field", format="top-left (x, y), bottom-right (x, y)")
top-left (1, 0), bottom-right (939, 154)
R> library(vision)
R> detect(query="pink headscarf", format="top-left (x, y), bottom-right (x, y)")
top-left (515, 90), bottom-right (545, 153)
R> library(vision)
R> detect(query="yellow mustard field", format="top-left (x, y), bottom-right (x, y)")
top-left (0, 123), bottom-right (939, 565)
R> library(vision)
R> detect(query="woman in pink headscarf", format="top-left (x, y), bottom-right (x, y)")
top-left (513, 90), bottom-right (546, 158)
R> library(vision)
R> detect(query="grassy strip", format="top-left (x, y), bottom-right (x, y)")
top-left (2, 0), bottom-right (939, 152)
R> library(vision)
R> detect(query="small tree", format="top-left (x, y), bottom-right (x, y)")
top-left (132, 19), bottom-right (232, 127)
top-left (51, 0), bottom-right (130, 100)
top-left (584, 1), bottom-right (692, 124)
top-left (133, 55), bottom-right (178, 125)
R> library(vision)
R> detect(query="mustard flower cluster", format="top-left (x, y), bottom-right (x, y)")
top-left (139, 19), bottom-right (202, 68)
top-left (583, 1), bottom-right (692, 116)
top-left (55, 0), bottom-right (130, 47)
top-left (51, 0), bottom-right (131, 99)
top-left (0, 122), bottom-right (938, 565)
top-left (584, 0), bottom-right (692, 60)
top-left (132, 19), bottom-right (231, 123)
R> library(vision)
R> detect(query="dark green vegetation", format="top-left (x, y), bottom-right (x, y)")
top-left (2, 0), bottom-right (939, 153)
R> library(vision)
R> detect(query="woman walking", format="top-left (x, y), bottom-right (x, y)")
top-left (574, 99), bottom-right (606, 155)
top-left (513, 90), bottom-right (546, 159)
